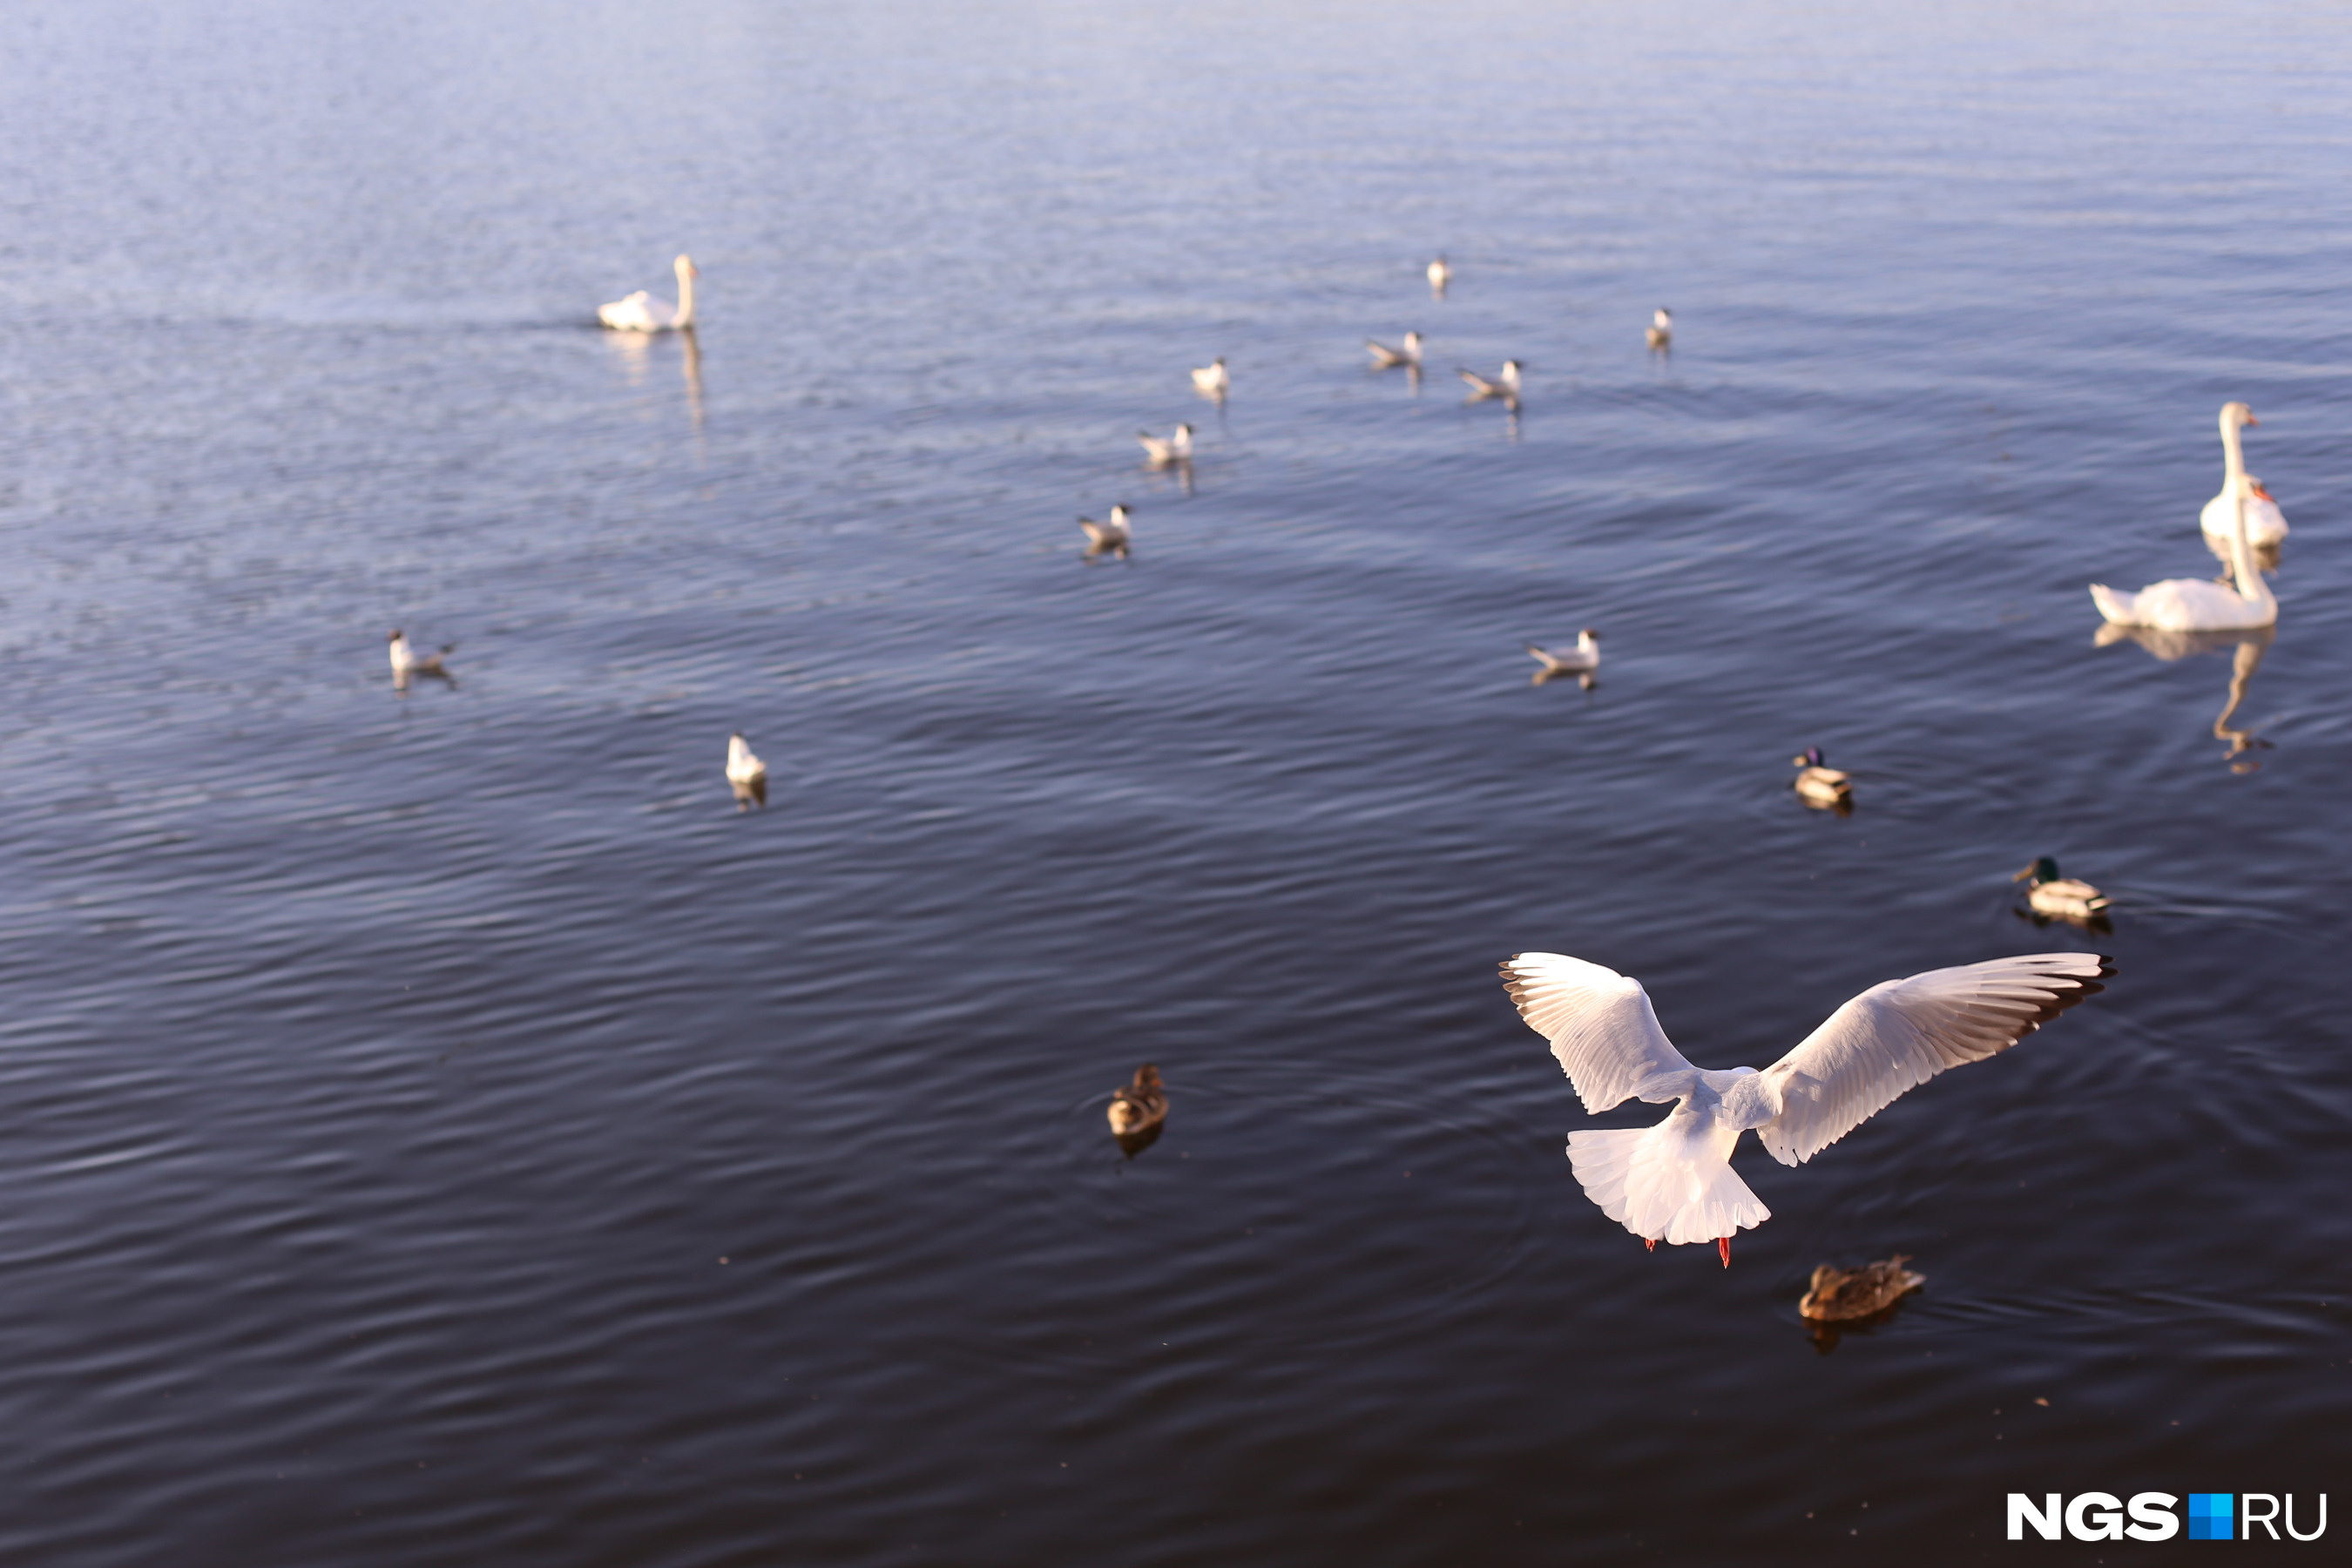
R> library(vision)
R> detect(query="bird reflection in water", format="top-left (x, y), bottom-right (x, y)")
top-left (681, 327), bottom-right (705, 436)
top-left (2095, 622), bottom-right (2275, 771)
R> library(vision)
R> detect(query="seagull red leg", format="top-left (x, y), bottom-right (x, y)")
top-left (1718, 1236), bottom-right (1731, 1268)
top-left (1645, 1238), bottom-right (1656, 1253)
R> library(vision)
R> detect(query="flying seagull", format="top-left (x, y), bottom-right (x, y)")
top-left (1499, 950), bottom-right (2112, 1265)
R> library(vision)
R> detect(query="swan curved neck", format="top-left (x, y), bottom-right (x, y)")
top-left (2225, 469), bottom-right (2270, 607)
top-left (2220, 412), bottom-right (2247, 490)
top-left (674, 262), bottom-right (696, 328)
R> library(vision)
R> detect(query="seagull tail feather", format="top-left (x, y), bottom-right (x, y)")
top-left (1567, 1125), bottom-right (1769, 1247)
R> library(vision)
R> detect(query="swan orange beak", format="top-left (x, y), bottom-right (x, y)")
top-left (2252, 483), bottom-right (2274, 501)
top-left (1718, 1237), bottom-right (1732, 1268)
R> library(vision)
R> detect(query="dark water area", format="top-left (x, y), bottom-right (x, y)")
top-left (2, 2), bottom-right (2347, 1561)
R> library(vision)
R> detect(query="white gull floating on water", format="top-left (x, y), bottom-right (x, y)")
top-left (1499, 950), bottom-right (2112, 1265)
top-left (1079, 504), bottom-right (1132, 558)
top-left (1526, 630), bottom-right (1600, 682)
top-left (388, 630), bottom-right (454, 688)
top-left (1138, 424), bottom-right (1193, 465)
top-left (1460, 360), bottom-right (1521, 401)
top-left (726, 732), bottom-right (767, 810)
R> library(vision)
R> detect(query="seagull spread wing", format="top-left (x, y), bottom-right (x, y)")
top-left (1751, 952), bottom-right (2112, 1166)
top-left (1500, 953), bottom-right (1697, 1112)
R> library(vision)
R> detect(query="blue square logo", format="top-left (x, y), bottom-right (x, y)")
top-left (2187, 1493), bottom-right (2234, 1540)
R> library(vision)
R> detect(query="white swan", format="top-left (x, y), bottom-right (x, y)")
top-left (1079, 504), bottom-right (1132, 557)
top-left (1646, 308), bottom-right (1673, 350)
top-left (2092, 410), bottom-right (2277, 631)
top-left (2199, 402), bottom-right (2288, 553)
top-left (1527, 630), bottom-right (1600, 679)
top-left (1367, 332), bottom-right (1423, 368)
top-left (1191, 357), bottom-right (1228, 398)
top-left (726, 732), bottom-right (767, 810)
top-left (1500, 950), bottom-right (2112, 1263)
top-left (1427, 255), bottom-right (1452, 295)
top-left (1460, 360), bottom-right (1522, 401)
top-left (599, 255), bottom-right (699, 332)
top-left (1138, 424), bottom-right (1193, 465)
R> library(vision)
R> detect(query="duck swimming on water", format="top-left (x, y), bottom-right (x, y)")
top-left (2013, 857), bottom-right (2108, 922)
top-left (1799, 1255), bottom-right (1924, 1321)
top-left (1107, 1064), bottom-right (1167, 1139)
top-left (1790, 747), bottom-right (1850, 808)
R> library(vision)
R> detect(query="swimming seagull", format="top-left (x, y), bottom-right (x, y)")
top-left (1367, 332), bottom-right (1423, 368)
top-left (726, 732), bottom-right (767, 810)
top-left (1646, 308), bottom-right (1673, 350)
top-left (1527, 630), bottom-right (1601, 684)
top-left (388, 630), bottom-right (455, 688)
top-left (1499, 950), bottom-right (2112, 1265)
top-left (1460, 361), bottom-right (1522, 401)
top-left (1079, 504), bottom-right (1132, 558)
top-left (1191, 357), bottom-right (1229, 398)
top-left (1138, 424), bottom-right (1193, 465)
top-left (598, 255), bottom-right (699, 332)
top-left (1427, 255), bottom-right (1452, 295)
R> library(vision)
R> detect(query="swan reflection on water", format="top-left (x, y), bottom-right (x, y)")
top-left (605, 326), bottom-right (706, 434)
top-left (2095, 621), bottom-right (2275, 769)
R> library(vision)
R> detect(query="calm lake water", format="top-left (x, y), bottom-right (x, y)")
top-left (2, 2), bottom-right (2347, 1561)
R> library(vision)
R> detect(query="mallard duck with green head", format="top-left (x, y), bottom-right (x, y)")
top-left (2014, 857), bottom-right (2110, 921)
top-left (1791, 747), bottom-right (1851, 808)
